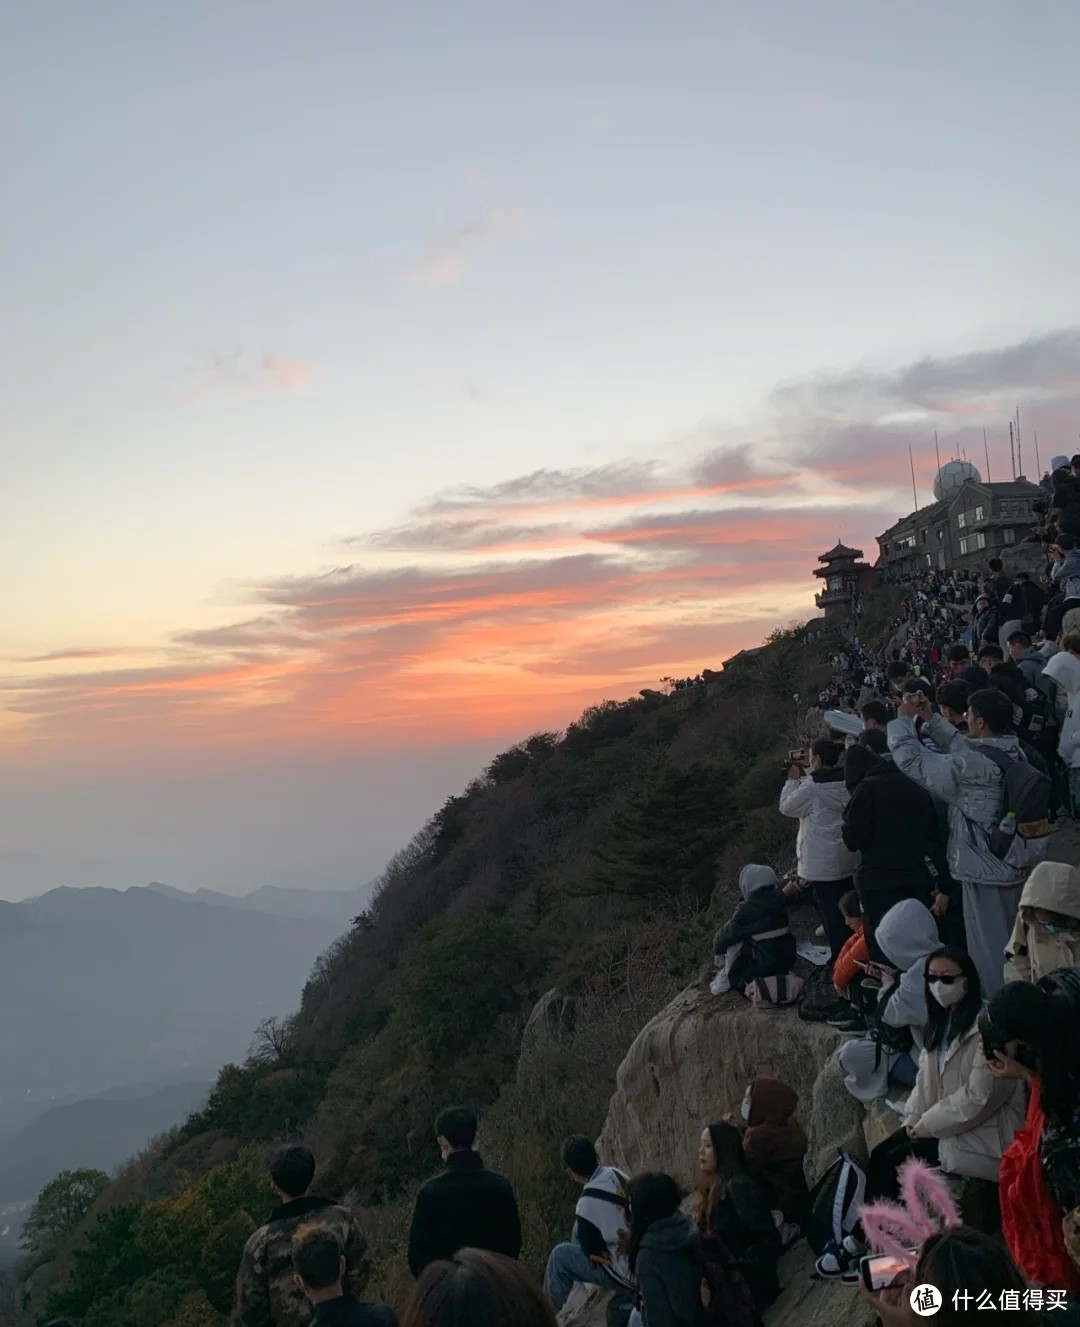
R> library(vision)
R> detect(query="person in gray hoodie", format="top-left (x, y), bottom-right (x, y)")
top-left (624, 1174), bottom-right (703, 1327)
top-left (839, 898), bottom-right (940, 1104)
top-left (888, 689), bottom-right (1027, 998)
top-left (710, 865), bottom-right (796, 996)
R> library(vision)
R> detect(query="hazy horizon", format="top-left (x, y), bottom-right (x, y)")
top-left (4, 1), bottom-right (1080, 899)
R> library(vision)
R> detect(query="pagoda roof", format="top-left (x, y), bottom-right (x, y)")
top-left (818, 542), bottom-right (864, 561)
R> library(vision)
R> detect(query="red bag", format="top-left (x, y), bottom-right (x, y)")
top-left (1000, 1080), bottom-right (1080, 1291)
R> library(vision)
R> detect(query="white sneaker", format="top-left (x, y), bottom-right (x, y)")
top-left (815, 925), bottom-right (826, 939)
top-left (710, 970), bottom-right (731, 996)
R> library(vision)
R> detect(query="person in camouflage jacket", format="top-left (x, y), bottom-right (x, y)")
top-left (235, 1146), bottom-right (369, 1327)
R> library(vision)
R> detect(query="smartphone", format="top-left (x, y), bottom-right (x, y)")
top-left (860, 1253), bottom-right (914, 1293)
top-left (788, 749), bottom-right (805, 762)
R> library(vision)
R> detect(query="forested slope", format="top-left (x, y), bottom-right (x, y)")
top-left (19, 614), bottom-right (862, 1327)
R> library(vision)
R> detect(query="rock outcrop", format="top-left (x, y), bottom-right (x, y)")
top-left (561, 984), bottom-right (891, 1327)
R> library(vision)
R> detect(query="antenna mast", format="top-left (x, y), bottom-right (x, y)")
top-left (1016, 406), bottom-right (1023, 477)
top-left (909, 445), bottom-right (918, 512)
top-left (1009, 422), bottom-right (1016, 479)
top-left (983, 428), bottom-right (992, 482)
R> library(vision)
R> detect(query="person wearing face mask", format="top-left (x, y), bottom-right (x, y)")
top-left (722, 1078), bottom-right (809, 1234)
top-left (1003, 861), bottom-right (1080, 983)
top-left (898, 948), bottom-right (1024, 1232)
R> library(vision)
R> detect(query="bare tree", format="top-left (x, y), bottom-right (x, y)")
top-left (248, 1015), bottom-right (293, 1066)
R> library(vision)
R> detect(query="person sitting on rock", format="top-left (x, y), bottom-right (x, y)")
top-left (839, 899), bottom-right (940, 1104)
top-left (723, 1078), bottom-right (809, 1235)
top-left (710, 865), bottom-right (796, 997)
top-left (849, 946), bottom-right (1024, 1259)
top-left (1003, 862), bottom-right (1080, 983)
top-left (623, 1173), bottom-right (705, 1327)
top-left (693, 1122), bottom-right (780, 1313)
top-left (542, 1135), bottom-right (635, 1314)
top-left (828, 891), bottom-right (870, 1033)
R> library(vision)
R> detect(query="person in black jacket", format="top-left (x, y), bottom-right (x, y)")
top-left (711, 864), bottom-right (796, 996)
top-left (407, 1106), bottom-right (522, 1278)
top-left (293, 1226), bottom-right (398, 1327)
top-left (841, 746), bottom-right (939, 963)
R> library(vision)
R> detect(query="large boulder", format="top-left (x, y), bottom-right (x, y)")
top-left (572, 984), bottom-right (879, 1327)
top-left (597, 986), bottom-right (866, 1184)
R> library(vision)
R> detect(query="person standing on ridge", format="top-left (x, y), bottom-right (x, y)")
top-left (888, 690), bottom-right (1037, 998)
top-left (407, 1106), bottom-right (522, 1278)
top-left (778, 738), bottom-right (858, 960)
top-left (235, 1146), bottom-right (370, 1327)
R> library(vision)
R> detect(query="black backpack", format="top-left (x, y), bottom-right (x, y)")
top-left (977, 745), bottom-right (1052, 865)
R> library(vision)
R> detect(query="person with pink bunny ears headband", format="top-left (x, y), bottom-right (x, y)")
top-left (858, 1158), bottom-right (1035, 1326)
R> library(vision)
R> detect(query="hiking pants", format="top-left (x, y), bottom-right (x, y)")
top-left (809, 877), bottom-right (854, 961)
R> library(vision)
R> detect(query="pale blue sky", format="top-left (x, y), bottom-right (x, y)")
top-left (2, 1), bottom-right (1079, 892)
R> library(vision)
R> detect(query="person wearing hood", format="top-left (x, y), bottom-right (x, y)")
top-left (1044, 632), bottom-right (1080, 726)
top-left (624, 1173), bottom-right (704, 1327)
top-left (1003, 862), bottom-right (1080, 983)
top-left (778, 738), bottom-right (858, 960)
top-left (710, 865), bottom-right (795, 997)
top-left (693, 1123), bottom-right (780, 1313)
top-left (723, 1078), bottom-right (809, 1231)
top-left (839, 898), bottom-right (940, 1104)
top-left (888, 689), bottom-right (1032, 999)
top-left (841, 744), bottom-right (940, 964)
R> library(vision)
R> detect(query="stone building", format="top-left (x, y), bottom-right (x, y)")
top-left (877, 477), bottom-right (1041, 575)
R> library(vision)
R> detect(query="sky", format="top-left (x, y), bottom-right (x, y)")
top-left (2, 1), bottom-right (1080, 898)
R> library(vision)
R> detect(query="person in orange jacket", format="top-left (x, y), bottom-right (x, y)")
top-left (829, 891), bottom-right (869, 1032)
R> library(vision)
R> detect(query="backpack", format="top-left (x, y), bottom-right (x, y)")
top-left (867, 982), bottom-right (915, 1064)
top-left (745, 973), bottom-right (804, 1008)
top-left (977, 745), bottom-right (1052, 869)
top-left (698, 1232), bottom-right (761, 1327)
top-left (805, 1150), bottom-right (867, 1256)
top-left (1018, 686), bottom-right (1054, 744)
top-left (798, 965), bottom-right (843, 1023)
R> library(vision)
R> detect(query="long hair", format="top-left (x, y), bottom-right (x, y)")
top-left (693, 1122), bottom-right (747, 1232)
top-left (986, 981), bottom-right (1080, 1128)
top-left (624, 1172), bottom-right (681, 1273)
top-left (923, 947), bottom-right (982, 1052)
top-left (916, 1227), bottom-right (1033, 1324)
top-left (403, 1249), bottom-right (556, 1327)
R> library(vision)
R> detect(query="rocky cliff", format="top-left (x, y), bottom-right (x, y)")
top-left (559, 984), bottom-right (893, 1327)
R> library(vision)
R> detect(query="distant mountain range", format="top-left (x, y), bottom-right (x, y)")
top-left (0, 880), bottom-right (373, 1139)
top-left (0, 1079), bottom-right (212, 1211)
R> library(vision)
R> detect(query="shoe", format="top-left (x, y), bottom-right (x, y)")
top-left (840, 1235), bottom-right (865, 1284)
top-left (815, 925), bottom-right (826, 939)
top-left (815, 1242), bottom-right (856, 1279)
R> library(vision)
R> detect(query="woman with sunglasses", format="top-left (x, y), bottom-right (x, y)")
top-left (864, 949), bottom-right (1023, 1231)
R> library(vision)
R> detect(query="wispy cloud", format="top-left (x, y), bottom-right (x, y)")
top-left (404, 200), bottom-right (529, 288)
top-left (7, 327), bottom-right (1079, 755)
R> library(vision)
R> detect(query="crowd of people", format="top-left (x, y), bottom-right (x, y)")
top-left (88, 461), bottom-right (1080, 1327)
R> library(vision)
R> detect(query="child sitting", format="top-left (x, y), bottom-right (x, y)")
top-left (829, 891), bottom-right (869, 1032)
top-left (711, 865), bottom-right (796, 997)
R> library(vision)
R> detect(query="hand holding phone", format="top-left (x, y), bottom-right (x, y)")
top-left (860, 1253), bottom-right (914, 1293)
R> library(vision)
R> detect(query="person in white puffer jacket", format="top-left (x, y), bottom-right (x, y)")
top-left (779, 737), bottom-right (858, 960)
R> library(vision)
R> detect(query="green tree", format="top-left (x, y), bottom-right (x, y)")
top-left (589, 762), bottom-right (733, 903)
top-left (22, 1167), bottom-right (109, 1256)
